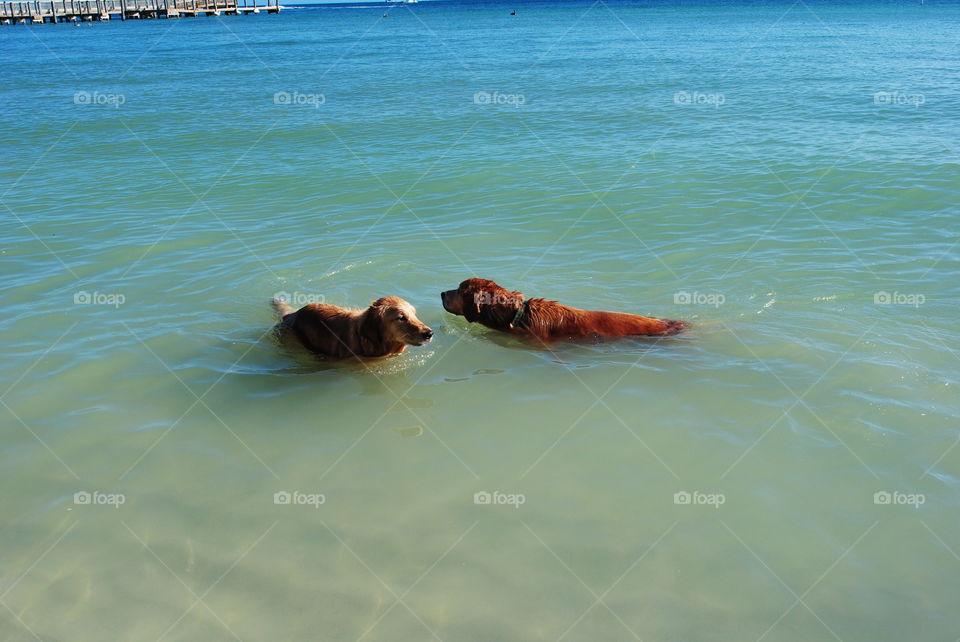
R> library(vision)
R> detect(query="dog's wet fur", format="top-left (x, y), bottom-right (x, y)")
top-left (272, 296), bottom-right (432, 359)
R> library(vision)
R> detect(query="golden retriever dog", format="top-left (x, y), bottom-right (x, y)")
top-left (272, 295), bottom-right (433, 359)
top-left (441, 278), bottom-right (687, 344)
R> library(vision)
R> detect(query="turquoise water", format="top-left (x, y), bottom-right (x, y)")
top-left (2, 1), bottom-right (959, 639)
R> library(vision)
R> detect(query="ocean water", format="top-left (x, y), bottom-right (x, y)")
top-left (2, 0), bottom-right (959, 639)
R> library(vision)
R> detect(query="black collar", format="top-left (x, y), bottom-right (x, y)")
top-left (508, 299), bottom-right (529, 329)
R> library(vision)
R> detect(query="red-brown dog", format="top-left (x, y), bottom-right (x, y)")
top-left (440, 278), bottom-right (687, 344)
top-left (273, 296), bottom-right (433, 359)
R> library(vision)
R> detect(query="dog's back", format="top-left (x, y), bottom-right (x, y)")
top-left (274, 300), bottom-right (364, 358)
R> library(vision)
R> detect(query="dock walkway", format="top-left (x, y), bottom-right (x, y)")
top-left (0, 0), bottom-right (280, 24)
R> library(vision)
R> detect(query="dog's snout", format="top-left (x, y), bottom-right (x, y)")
top-left (421, 328), bottom-right (434, 340)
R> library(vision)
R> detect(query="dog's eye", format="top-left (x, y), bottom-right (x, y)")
top-left (397, 314), bottom-right (406, 321)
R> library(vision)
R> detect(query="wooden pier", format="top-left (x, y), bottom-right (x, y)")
top-left (0, 0), bottom-right (279, 24)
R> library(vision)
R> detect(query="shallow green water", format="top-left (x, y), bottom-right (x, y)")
top-left (2, 1), bottom-right (959, 639)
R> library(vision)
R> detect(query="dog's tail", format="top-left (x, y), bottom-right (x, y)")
top-left (271, 297), bottom-right (294, 318)
top-left (660, 319), bottom-right (689, 335)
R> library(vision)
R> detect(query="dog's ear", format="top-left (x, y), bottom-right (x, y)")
top-left (359, 299), bottom-right (389, 348)
top-left (460, 284), bottom-right (483, 322)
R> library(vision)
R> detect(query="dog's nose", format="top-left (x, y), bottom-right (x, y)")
top-left (422, 329), bottom-right (433, 339)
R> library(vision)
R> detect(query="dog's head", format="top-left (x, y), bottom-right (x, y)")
top-left (366, 296), bottom-right (433, 346)
top-left (441, 278), bottom-right (524, 328)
